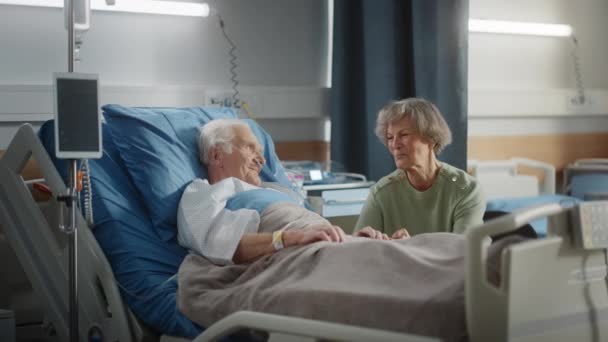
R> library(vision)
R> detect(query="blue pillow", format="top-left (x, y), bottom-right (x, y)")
top-left (102, 104), bottom-right (292, 241)
top-left (38, 121), bottom-right (202, 338)
top-left (226, 189), bottom-right (300, 214)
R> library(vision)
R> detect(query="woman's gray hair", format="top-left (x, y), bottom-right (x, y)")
top-left (199, 119), bottom-right (250, 165)
top-left (375, 98), bottom-right (453, 154)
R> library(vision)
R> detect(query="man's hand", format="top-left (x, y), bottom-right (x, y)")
top-left (355, 226), bottom-right (389, 240)
top-left (283, 225), bottom-right (346, 247)
top-left (391, 228), bottom-right (410, 240)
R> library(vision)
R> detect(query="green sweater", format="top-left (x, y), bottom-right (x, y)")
top-left (355, 163), bottom-right (486, 236)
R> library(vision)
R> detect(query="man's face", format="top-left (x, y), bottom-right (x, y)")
top-left (220, 125), bottom-right (265, 186)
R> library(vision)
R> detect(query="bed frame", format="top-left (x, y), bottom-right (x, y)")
top-left (1, 124), bottom-right (607, 341)
top-left (468, 158), bottom-right (556, 199)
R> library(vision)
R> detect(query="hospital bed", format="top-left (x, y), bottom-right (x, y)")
top-left (0, 106), bottom-right (433, 342)
top-left (469, 158), bottom-right (579, 237)
top-left (1, 105), bottom-right (607, 342)
top-left (563, 158), bottom-right (608, 201)
top-left (469, 158), bottom-right (556, 199)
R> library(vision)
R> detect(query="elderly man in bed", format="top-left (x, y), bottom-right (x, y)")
top-left (177, 119), bottom-right (393, 266)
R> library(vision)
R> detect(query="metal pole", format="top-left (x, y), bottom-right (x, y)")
top-left (68, 0), bottom-right (74, 73)
top-left (68, 160), bottom-right (78, 342)
top-left (67, 1), bottom-right (78, 341)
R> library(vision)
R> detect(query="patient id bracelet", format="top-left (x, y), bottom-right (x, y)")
top-left (272, 230), bottom-right (285, 251)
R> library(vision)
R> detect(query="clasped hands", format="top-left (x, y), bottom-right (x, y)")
top-left (354, 226), bottom-right (410, 240)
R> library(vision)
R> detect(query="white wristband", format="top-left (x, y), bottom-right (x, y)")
top-left (272, 230), bottom-right (285, 251)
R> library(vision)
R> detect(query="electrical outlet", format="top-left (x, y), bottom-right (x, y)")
top-left (209, 96), bottom-right (241, 108)
top-left (205, 89), bottom-right (241, 108)
top-left (566, 94), bottom-right (597, 114)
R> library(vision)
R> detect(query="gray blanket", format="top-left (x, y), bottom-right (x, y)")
top-left (177, 204), bottom-right (516, 342)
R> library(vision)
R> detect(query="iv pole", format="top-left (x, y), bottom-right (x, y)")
top-left (62, 1), bottom-right (110, 339)
top-left (65, 0), bottom-right (79, 341)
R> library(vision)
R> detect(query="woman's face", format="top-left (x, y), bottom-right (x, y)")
top-left (386, 116), bottom-right (434, 170)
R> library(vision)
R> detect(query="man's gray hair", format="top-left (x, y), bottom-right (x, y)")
top-left (375, 98), bottom-right (453, 154)
top-left (199, 119), bottom-right (250, 165)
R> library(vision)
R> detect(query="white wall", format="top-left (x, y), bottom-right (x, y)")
top-left (468, 0), bottom-right (608, 136)
top-left (7, 1), bottom-right (605, 148)
top-left (0, 0), bottom-right (330, 148)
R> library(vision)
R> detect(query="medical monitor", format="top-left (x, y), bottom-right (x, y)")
top-left (53, 72), bottom-right (102, 159)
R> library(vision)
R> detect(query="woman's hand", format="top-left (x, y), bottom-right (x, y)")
top-left (355, 226), bottom-right (389, 240)
top-left (391, 228), bottom-right (410, 240)
top-left (283, 224), bottom-right (346, 247)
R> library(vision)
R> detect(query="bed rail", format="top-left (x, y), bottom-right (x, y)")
top-left (0, 124), bottom-right (137, 342)
top-left (572, 158), bottom-right (608, 166)
top-left (195, 310), bottom-right (438, 342)
top-left (466, 202), bottom-right (608, 342)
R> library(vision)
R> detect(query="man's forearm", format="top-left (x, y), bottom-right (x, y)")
top-left (233, 226), bottom-right (339, 264)
top-left (233, 233), bottom-right (275, 264)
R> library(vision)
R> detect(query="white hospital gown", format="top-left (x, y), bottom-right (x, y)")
top-left (177, 177), bottom-right (262, 265)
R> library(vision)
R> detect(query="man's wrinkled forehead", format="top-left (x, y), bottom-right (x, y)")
top-left (233, 125), bottom-right (261, 146)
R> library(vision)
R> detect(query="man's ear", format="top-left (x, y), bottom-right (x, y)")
top-left (208, 146), bottom-right (223, 167)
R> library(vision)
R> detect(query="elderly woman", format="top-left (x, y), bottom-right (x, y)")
top-left (354, 98), bottom-right (485, 239)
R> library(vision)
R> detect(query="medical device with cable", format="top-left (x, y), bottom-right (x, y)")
top-left (53, 72), bottom-right (100, 228)
top-left (53, 72), bottom-right (101, 160)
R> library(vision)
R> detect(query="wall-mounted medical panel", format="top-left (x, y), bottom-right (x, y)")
top-left (0, 84), bottom-right (329, 122)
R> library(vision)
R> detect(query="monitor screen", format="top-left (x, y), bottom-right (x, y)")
top-left (54, 73), bottom-right (101, 158)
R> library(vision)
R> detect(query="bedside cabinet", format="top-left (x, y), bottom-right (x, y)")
top-left (308, 187), bottom-right (370, 234)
